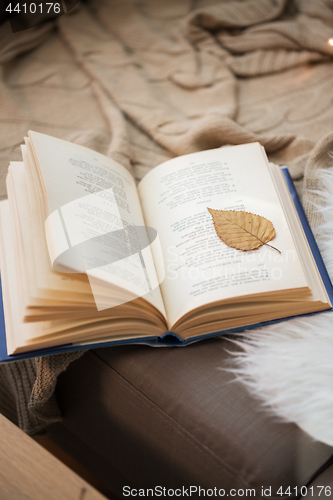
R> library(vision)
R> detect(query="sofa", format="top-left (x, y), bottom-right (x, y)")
top-left (45, 339), bottom-right (333, 498)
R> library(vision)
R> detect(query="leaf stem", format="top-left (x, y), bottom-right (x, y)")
top-left (265, 243), bottom-right (281, 254)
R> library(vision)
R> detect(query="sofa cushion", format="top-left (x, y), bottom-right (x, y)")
top-left (305, 462), bottom-right (333, 495)
top-left (52, 339), bottom-right (333, 495)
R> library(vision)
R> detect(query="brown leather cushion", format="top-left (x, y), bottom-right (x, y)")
top-left (305, 463), bottom-right (333, 495)
top-left (51, 338), bottom-right (333, 496)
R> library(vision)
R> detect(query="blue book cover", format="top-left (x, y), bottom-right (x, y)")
top-left (0, 167), bottom-right (332, 363)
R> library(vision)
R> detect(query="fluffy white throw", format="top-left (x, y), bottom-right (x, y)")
top-left (232, 168), bottom-right (333, 447)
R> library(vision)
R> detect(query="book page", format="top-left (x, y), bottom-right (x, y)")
top-left (26, 131), bottom-right (166, 316)
top-left (8, 160), bottom-right (94, 302)
top-left (138, 143), bottom-right (310, 328)
top-left (0, 200), bottom-right (165, 355)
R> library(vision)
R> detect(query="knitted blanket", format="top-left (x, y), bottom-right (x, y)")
top-left (0, 0), bottom-right (333, 434)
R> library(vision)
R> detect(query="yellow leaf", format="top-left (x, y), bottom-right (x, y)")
top-left (207, 208), bottom-right (280, 253)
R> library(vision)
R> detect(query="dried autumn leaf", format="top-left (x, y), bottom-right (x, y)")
top-left (207, 208), bottom-right (280, 253)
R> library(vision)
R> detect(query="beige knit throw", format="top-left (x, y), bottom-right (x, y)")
top-left (0, 0), bottom-right (333, 434)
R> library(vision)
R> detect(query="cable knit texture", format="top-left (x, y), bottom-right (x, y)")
top-left (0, 0), bottom-right (332, 433)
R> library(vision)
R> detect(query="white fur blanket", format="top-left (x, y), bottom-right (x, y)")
top-left (232, 167), bottom-right (333, 447)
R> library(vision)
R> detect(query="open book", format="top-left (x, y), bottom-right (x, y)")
top-left (0, 131), bottom-right (332, 361)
